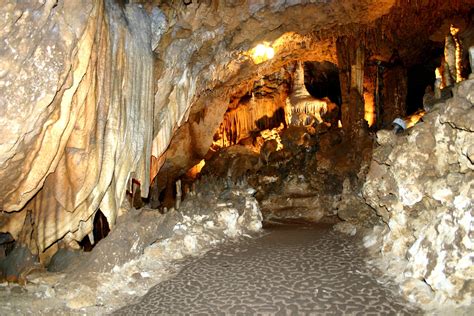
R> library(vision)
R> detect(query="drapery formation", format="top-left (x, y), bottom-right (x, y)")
top-left (0, 0), bottom-right (153, 255)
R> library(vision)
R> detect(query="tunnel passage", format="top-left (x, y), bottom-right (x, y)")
top-left (151, 58), bottom-right (374, 223)
top-left (150, 16), bottom-right (473, 219)
top-left (304, 61), bottom-right (342, 107)
top-left (0, 6), bottom-right (473, 315)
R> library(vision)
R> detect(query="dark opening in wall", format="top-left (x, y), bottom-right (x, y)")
top-left (79, 210), bottom-right (110, 252)
top-left (0, 233), bottom-right (15, 259)
top-left (303, 61), bottom-right (342, 106)
top-left (406, 46), bottom-right (443, 115)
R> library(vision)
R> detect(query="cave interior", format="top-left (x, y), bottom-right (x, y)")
top-left (0, 0), bottom-right (473, 313)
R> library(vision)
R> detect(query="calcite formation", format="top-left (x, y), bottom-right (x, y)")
top-left (1, 0), bottom-right (154, 257)
top-left (288, 61), bottom-right (337, 126)
top-left (1, 0), bottom-right (472, 288)
top-left (214, 68), bottom-right (292, 147)
top-left (0, 180), bottom-right (263, 313)
top-left (363, 78), bottom-right (474, 307)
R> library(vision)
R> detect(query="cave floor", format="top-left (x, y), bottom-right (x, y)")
top-left (114, 222), bottom-right (420, 315)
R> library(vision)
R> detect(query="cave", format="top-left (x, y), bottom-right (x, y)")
top-left (0, 0), bottom-right (473, 314)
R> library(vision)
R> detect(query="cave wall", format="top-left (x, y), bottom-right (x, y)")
top-left (1, 0), bottom-right (473, 260)
top-left (363, 78), bottom-right (474, 306)
top-left (0, 0), bottom-right (154, 255)
top-left (149, 0), bottom-right (398, 202)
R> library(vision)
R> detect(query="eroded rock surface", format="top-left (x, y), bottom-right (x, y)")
top-left (0, 180), bottom-right (262, 314)
top-left (0, 0), bottom-right (154, 259)
top-left (363, 78), bottom-right (474, 309)
top-left (0, 0), bottom-right (398, 262)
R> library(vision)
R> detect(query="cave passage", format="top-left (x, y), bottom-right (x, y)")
top-left (0, 1), bottom-right (473, 314)
top-left (116, 223), bottom-right (418, 314)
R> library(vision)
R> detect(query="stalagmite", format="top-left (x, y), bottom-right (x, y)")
top-left (288, 62), bottom-right (333, 126)
top-left (176, 180), bottom-right (182, 210)
top-left (444, 31), bottom-right (457, 86)
top-left (88, 232), bottom-right (95, 246)
top-left (434, 68), bottom-right (443, 99)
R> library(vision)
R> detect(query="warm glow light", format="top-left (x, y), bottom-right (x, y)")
top-left (435, 67), bottom-right (445, 90)
top-left (450, 25), bottom-right (459, 36)
top-left (250, 43), bottom-right (275, 64)
top-left (260, 124), bottom-right (285, 151)
top-left (364, 92), bottom-right (375, 127)
top-left (450, 25), bottom-right (463, 83)
top-left (187, 159), bottom-right (206, 178)
top-left (338, 120), bottom-right (342, 128)
top-left (405, 110), bottom-right (426, 129)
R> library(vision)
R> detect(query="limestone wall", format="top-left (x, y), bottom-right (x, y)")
top-left (0, 0), bottom-right (154, 255)
top-left (363, 78), bottom-right (473, 307)
top-left (0, 0), bottom-right (397, 257)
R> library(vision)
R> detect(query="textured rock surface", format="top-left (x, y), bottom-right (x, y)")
top-left (0, 180), bottom-right (262, 314)
top-left (150, 0), bottom-right (396, 202)
top-left (2, 1), bottom-right (472, 293)
top-left (289, 61), bottom-right (337, 125)
top-left (363, 78), bottom-right (474, 308)
top-left (0, 0), bottom-right (397, 258)
top-left (0, 0), bottom-right (154, 257)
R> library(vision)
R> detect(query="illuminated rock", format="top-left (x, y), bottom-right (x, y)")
top-left (363, 78), bottom-right (474, 307)
top-left (0, 1), bottom-right (154, 256)
top-left (288, 61), bottom-right (335, 125)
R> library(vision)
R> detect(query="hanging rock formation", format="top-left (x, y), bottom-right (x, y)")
top-left (0, 0), bottom-right (154, 256)
top-left (215, 68), bottom-right (292, 147)
top-left (1, 0), bottom-right (473, 282)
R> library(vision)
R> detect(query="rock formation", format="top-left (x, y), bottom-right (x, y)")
top-left (363, 78), bottom-right (474, 308)
top-left (0, 1), bottom-right (154, 257)
top-left (0, 0), bottom-right (473, 312)
top-left (288, 61), bottom-right (337, 126)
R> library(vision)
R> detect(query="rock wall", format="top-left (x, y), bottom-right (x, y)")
top-left (363, 78), bottom-right (473, 307)
top-left (0, 0), bottom-right (154, 255)
top-left (148, 0), bottom-right (395, 203)
top-left (0, 0), bottom-right (399, 256)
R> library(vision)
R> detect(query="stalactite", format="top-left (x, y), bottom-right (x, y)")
top-left (215, 92), bottom-right (288, 147)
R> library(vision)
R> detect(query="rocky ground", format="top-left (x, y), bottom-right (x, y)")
top-left (115, 222), bottom-right (419, 315)
top-left (0, 180), bottom-right (263, 314)
top-left (202, 123), bottom-right (378, 231)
